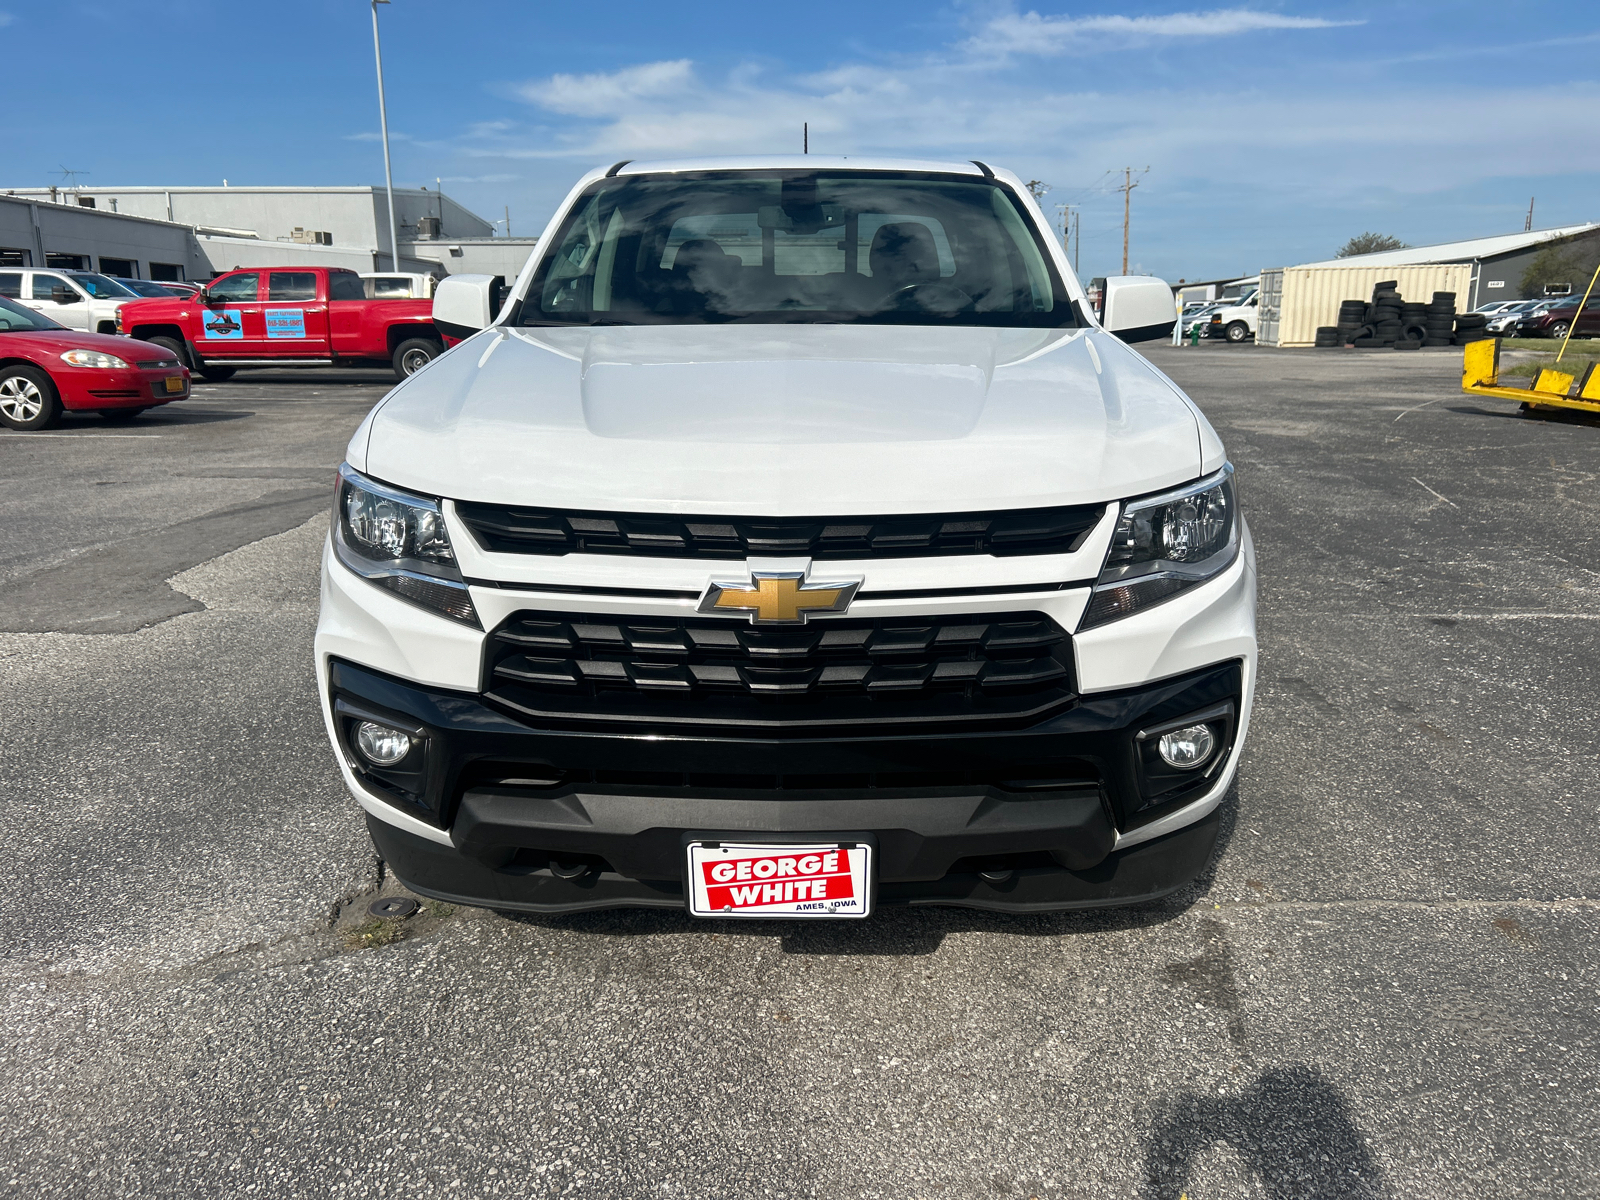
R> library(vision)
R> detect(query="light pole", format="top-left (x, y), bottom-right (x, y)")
top-left (371, 0), bottom-right (399, 271)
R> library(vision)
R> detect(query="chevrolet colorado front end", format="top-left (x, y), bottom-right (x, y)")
top-left (315, 157), bottom-right (1256, 918)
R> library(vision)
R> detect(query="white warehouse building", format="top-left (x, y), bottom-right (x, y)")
top-left (0, 184), bottom-right (540, 283)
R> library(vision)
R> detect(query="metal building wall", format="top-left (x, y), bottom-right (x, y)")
top-left (1257, 269), bottom-right (1283, 346)
top-left (1265, 264), bottom-right (1474, 347)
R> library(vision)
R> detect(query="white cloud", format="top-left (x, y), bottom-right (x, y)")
top-left (517, 60), bottom-right (698, 117)
top-left (968, 6), bottom-right (1362, 56)
top-left (493, 48), bottom-right (1600, 205)
top-left (0, 13), bottom-right (13, 27)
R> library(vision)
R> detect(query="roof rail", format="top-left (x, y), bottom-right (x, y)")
top-left (970, 160), bottom-right (995, 178)
top-left (604, 161), bottom-right (632, 178)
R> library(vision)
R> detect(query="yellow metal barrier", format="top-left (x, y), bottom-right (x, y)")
top-left (1461, 337), bottom-right (1600, 416)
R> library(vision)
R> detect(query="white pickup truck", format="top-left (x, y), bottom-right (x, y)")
top-left (317, 155), bottom-right (1257, 921)
top-left (358, 272), bottom-right (440, 299)
top-left (2, 269), bottom-right (140, 335)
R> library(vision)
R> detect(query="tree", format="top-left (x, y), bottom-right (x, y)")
top-left (1336, 232), bottom-right (1409, 258)
top-left (1521, 239), bottom-right (1600, 298)
top-left (1025, 180), bottom-right (1051, 200)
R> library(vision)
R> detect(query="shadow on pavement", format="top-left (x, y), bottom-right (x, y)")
top-left (1142, 1063), bottom-right (1390, 1199)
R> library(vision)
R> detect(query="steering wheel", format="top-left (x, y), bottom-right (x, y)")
top-left (876, 281), bottom-right (974, 316)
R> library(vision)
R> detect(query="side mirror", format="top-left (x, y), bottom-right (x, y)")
top-left (52, 287), bottom-right (77, 305)
top-left (1100, 276), bottom-right (1177, 343)
top-left (432, 274), bottom-right (503, 339)
top-left (198, 289), bottom-right (216, 305)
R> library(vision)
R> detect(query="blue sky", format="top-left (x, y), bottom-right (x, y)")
top-left (7, 1), bottom-right (1598, 282)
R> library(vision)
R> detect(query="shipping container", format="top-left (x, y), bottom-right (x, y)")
top-left (1256, 263), bottom-right (1475, 347)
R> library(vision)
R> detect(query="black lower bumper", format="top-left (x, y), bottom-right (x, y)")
top-left (370, 805), bottom-right (1221, 915)
top-left (329, 657), bottom-right (1240, 914)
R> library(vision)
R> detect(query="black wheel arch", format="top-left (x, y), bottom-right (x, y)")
top-left (387, 323), bottom-right (443, 356)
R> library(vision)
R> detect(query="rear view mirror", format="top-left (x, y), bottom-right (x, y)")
top-left (432, 274), bottom-right (503, 338)
top-left (1100, 276), bottom-right (1177, 343)
top-left (51, 287), bottom-right (77, 305)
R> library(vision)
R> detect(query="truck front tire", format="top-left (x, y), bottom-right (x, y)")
top-left (393, 338), bottom-right (443, 381)
top-left (147, 336), bottom-right (192, 369)
top-left (1225, 321), bottom-right (1250, 343)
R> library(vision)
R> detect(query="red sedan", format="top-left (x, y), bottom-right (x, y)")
top-left (0, 295), bottom-right (189, 430)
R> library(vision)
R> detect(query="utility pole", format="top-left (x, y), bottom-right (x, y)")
top-left (1073, 209), bottom-right (1080, 273)
top-left (1526, 197), bottom-right (1535, 232)
top-left (504, 206), bottom-right (511, 237)
top-left (803, 122), bottom-right (808, 154)
top-left (371, 0), bottom-right (399, 271)
top-left (1115, 166), bottom-right (1149, 275)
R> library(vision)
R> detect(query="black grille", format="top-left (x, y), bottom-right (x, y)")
top-left (463, 761), bottom-right (1100, 796)
top-left (454, 501), bottom-right (1105, 561)
top-left (483, 609), bottom-right (1076, 732)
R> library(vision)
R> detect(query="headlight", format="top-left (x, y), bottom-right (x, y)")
top-left (333, 464), bottom-right (479, 627)
top-left (1080, 464), bottom-right (1238, 629)
top-left (60, 349), bottom-right (129, 369)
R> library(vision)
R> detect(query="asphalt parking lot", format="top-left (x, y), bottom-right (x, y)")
top-left (2, 346), bottom-right (1597, 1199)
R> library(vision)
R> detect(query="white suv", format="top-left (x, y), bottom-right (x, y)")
top-left (316, 156), bottom-right (1257, 920)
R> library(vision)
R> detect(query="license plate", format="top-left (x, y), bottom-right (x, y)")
top-left (163, 376), bottom-right (185, 394)
top-left (686, 841), bottom-right (872, 919)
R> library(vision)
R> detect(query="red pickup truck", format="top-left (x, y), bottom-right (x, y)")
top-left (116, 266), bottom-right (443, 382)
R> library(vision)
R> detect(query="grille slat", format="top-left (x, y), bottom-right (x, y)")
top-left (465, 761), bottom-right (1101, 795)
top-left (484, 609), bottom-right (1075, 731)
top-left (456, 501), bottom-right (1105, 561)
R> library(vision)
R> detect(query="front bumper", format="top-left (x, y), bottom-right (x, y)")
top-left (57, 366), bottom-right (188, 410)
top-left (324, 652), bottom-right (1244, 914)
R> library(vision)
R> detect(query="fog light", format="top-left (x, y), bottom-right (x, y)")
top-left (1157, 723), bottom-right (1216, 770)
top-left (355, 721), bottom-right (412, 766)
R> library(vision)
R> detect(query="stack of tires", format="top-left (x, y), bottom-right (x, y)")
top-left (1369, 286), bottom-right (1404, 346)
top-left (1454, 312), bottom-right (1491, 344)
top-left (1334, 282), bottom-right (1468, 348)
top-left (1314, 325), bottom-right (1342, 347)
top-left (1335, 300), bottom-right (1368, 344)
top-left (1425, 293), bottom-right (1457, 344)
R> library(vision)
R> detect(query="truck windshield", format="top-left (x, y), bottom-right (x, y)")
top-left (523, 171), bottom-right (1075, 328)
top-left (68, 273), bottom-right (139, 299)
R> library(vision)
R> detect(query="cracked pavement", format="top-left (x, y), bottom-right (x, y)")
top-left (1, 352), bottom-right (1598, 1198)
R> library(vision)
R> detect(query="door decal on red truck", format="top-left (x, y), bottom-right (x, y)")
top-left (201, 310), bottom-right (243, 339)
top-left (265, 308), bottom-right (306, 339)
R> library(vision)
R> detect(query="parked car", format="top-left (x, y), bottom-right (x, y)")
top-left (317, 155), bottom-right (1255, 922)
top-left (1514, 294), bottom-right (1600, 340)
top-left (1483, 300), bottom-right (1537, 333)
top-left (0, 268), bottom-right (139, 334)
top-left (1182, 301), bottom-right (1227, 336)
top-left (1504, 298), bottom-right (1571, 336)
top-left (1472, 300), bottom-right (1523, 315)
top-left (0, 295), bottom-right (188, 430)
top-left (113, 278), bottom-right (183, 298)
top-left (1206, 288), bottom-right (1259, 342)
top-left (116, 266), bottom-right (442, 382)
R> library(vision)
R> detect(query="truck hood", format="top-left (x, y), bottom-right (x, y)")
top-left (359, 324), bottom-right (1210, 515)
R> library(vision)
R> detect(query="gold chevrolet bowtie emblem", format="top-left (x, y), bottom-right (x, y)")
top-left (698, 570), bottom-right (862, 624)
